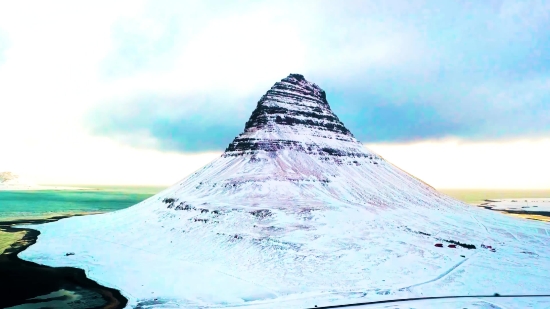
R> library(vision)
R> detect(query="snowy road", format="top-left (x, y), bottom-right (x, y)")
top-left (307, 295), bottom-right (550, 309)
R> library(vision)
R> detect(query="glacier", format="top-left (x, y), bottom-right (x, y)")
top-left (18, 74), bottom-right (550, 308)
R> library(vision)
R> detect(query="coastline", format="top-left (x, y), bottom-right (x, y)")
top-left (0, 213), bottom-right (128, 309)
top-left (476, 199), bottom-right (550, 223)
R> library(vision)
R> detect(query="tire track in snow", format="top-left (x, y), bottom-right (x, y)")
top-left (398, 212), bottom-right (485, 292)
top-left (471, 213), bottom-right (489, 235)
top-left (400, 256), bottom-right (471, 291)
top-left (476, 299), bottom-right (510, 309)
top-left (395, 212), bottom-right (484, 293)
top-left (307, 295), bottom-right (550, 309)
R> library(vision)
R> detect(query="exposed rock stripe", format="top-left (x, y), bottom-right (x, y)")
top-left (224, 74), bottom-right (372, 158)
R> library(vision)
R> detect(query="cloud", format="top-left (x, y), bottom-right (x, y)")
top-left (367, 137), bottom-right (550, 189)
top-left (0, 29), bottom-right (8, 64)
top-left (35, 0), bottom-right (550, 151)
top-left (86, 93), bottom-right (258, 152)
top-left (326, 74), bottom-right (550, 143)
top-left (0, 0), bottom-right (550, 152)
top-left (0, 0), bottom-right (549, 187)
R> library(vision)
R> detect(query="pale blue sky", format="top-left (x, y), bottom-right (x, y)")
top-left (84, 0), bottom-right (550, 152)
top-left (0, 0), bottom-right (549, 187)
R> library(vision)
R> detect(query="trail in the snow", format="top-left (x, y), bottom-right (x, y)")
top-left (307, 295), bottom-right (550, 309)
top-left (476, 299), bottom-right (509, 309)
top-left (401, 256), bottom-right (471, 291)
top-left (399, 211), bottom-right (487, 292)
top-left (471, 213), bottom-right (490, 235)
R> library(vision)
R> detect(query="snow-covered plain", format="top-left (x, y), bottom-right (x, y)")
top-left (19, 75), bottom-right (550, 308)
top-left (480, 198), bottom-right (550, 213)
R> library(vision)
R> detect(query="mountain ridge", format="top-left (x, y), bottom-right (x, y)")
top-left (224, 74), bottom-right (367, 159)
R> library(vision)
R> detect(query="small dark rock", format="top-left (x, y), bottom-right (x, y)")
top-left (250, 209), bottom-right (272, 219)
top-left (162, 198), bottom-right (175, 204)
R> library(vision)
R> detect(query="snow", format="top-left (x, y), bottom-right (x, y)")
top-left (314, 296), bottom-right (550, 309)
top-left (480, 198), bottom-right (550, 213)
top-left (17, 75), bottom-right (550, 308)
top-left (18, 150), bottom-right (550, 308)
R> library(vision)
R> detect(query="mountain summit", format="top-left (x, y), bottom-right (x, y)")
top-left (174, 74), bottom-right (391, 209)
top-left (21, 75), bottom-right (550, 308)
top-left (225, 74), bottom-right (363, 158)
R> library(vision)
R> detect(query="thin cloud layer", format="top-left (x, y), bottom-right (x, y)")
top-left (0, 30), bottom-right (8, 64)
top-left (2, 0), bottom-right (549, 153)
top-left (87, 94), bottom-right (256, 152)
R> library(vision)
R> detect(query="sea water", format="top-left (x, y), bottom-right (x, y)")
top-left (2, 187), bottom-right (549, 220)
top-left (0, 186), bottom-right (166, 220)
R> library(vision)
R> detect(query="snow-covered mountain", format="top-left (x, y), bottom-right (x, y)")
top-left (20, 74), bottom-right (550, 308)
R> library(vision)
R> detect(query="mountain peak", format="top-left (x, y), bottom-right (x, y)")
top-left (287, 73), bottom-right (305, 80)
top-left (224, 74), bottom-right (361, 157)
top-left (276, 73), bottom-right (328, 106)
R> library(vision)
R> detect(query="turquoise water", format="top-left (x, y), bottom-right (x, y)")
top-left (0, 186), bottom-right (166, 219)
top-left (1, 186), bottom-right (549, 220)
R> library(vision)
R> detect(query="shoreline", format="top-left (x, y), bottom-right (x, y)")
top-left (0, 213), bottom-right (128, 309)
top-left (476, 199), bottom-right (550, 223)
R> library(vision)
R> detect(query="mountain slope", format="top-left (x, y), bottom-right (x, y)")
top-left (19, 74), bottom-right (550, 309)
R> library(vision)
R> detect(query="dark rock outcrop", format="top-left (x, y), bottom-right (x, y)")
top-left (223, 74), bottom-right (368, 158)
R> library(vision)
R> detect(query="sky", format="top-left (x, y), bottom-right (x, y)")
top-left (0, 0), bottom-right (549, 189)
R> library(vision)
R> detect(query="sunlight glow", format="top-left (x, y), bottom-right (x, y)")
top-left (367, 138), bottom-right (550, 190)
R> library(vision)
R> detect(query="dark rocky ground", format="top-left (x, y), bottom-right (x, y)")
top-left (0, 215), bottom-right (127, 309)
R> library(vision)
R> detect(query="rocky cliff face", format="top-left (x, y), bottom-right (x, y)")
top-left (223, 74), bottom-right (376, 159)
